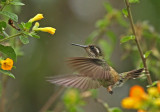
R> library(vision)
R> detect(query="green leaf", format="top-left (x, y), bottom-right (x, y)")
top-left (90, 89), bottom-right (98, 98)
top-left (76, 107), bottom-right (84, 112)
top-left (0, 11), bottom-right (18, 22)
top-left (109, 107), bottom-right (123, 112)
top-left (146, 81), bottom-right (158, 88)
top-left (139, 61), bottom-right (144, 68)
top-left (30, 33), bottom-right (40, 39)
top-left (24, 22), bottom-right (32, 30)
top-left (106, 30), bottom-right (116, 44)
top-left (96, 19), bottom-right (109, 28)
top-left (0, 35), bottom-right (4, 39)
top-left (144, 50), bottom-right (152, 59)
top-left (1, 0), bottom-right (6, 2)
top-left (104, 2), bottom-right (113, 12)
top-left (85, 31), bottom-right (99, 44)
top-left (122, 8), bottom-right (128, 17)
top-left (116, 12), bottom-right (128, 27)
top-left (10, 1), bottom-right (25, 6)
top-left (98, 39), bottom-right (112, 59)
top-left (129, 0), bottom-right (140, 3)
top-left (120, 35), bottom-right (135, 43)
top-left (19, 35), bottom-right (29, 44)
top-left (0, 21), bottom-right (7, 31)
top-left (0, 69), bottom-right (15, 79)
top-left (19, 22), bottom-right (25, 29)
top-left (0, 44), bottom-right (16, 61)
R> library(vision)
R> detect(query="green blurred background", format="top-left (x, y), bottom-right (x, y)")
top-left (6, 0), bottom-right (160, 112)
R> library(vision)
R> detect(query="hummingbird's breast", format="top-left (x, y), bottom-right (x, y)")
top-left (100, 67), bottom-right (120, 87)
top-left (109, 67), bottom-right (120, 83)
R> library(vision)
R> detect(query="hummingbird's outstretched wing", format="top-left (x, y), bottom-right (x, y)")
top-left (48, 75), bottom-right (101, 90)
top-left (67, 57), bottom-right (112, 80)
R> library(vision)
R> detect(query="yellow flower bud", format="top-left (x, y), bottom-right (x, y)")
top-left (28, 14), bottom-right (44, 23)
top-left (147, 87), bottom-right (159, 97)
top-left (35, 27), bottom-right (56, 35)
top-left (0, 58), bottom-right (13, 70)
top-left (32, 22), bottom-right (40, 30)
top-left (35, 22), bottom-right (40, 27)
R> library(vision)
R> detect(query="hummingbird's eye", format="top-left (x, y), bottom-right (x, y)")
top-left (89, 46), bottom-right (94, 50)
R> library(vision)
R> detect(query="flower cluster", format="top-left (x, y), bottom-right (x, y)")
top-left (29, 14), bottom-right (56, 35)
top-left (0, 58), bottom-right (13, 70)
top-left (63, 89), bottom-right (85, 112)
top-left (121, 82), bottom-right (160, 112)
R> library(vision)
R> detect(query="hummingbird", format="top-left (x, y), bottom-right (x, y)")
top-left (48, 43), bottom-right (144, 94)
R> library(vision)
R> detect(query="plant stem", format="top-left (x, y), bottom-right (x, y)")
top-left (95, 98), bottom-right (110, 112)
top-left (52, 102), bottom-right (64, 112)
top-left (0, 32), bottom-right (23, 43)
top-left (0, 0), bottom-right (8, 11)
top-left (0, 75), bottom-right (9, 112)
top-left (124, 0), bottom-right (152, 85)
top-left (93, 29), bottom-right (106, 44)
top-left (39, 87), bottom-right (64, 112)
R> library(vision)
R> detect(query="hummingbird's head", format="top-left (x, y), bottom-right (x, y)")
top-left (71, 43), bottom-right (103, 58)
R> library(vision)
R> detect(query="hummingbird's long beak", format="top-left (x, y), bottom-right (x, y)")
top-left (71, 43), bottom-right (87, 48)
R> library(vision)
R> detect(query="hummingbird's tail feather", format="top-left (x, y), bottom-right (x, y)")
top-left (47, 75), bottom-right (101, 90)
top-left (124, 68), bottom-right (144, 79)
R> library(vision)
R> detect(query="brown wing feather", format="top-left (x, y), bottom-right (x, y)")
top-left (67, 57), bottom-right (111, 80)
top-left (48, 74), bottom-right (101, 90)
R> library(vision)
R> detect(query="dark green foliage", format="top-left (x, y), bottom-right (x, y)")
top-left (19, 35), bottom-right (29, 44)
top-left (146, 81), bottom-right (159, 88)
top-left (30, 32), bottom-right (40, 39)
top-left (63, 89), bottom-right (85, 112)
top-left (19, 22), bottom-right (32, 30)
top-left (129, 0), bottom-right (140, 3)
top-left (109, 107), bottom-right (123, 112)
top-left (0, 44), bottom-right (16, 61)
top-left (0, 21), bottom-right (6, 32)
top-left (120, 35), bottom-right (135, 43)
top-left (10, 1), bottom-right (25, 6)
top-left (0, 35), bottom-right (4, 39)
top-left (0, 69), bottom-right (15, 79)
top-left (122, 8), bottom-right (128, 17)
top-left (144, 50), bottom-right (152, 59)
top-left (0, 11), bottom-right (18, 22)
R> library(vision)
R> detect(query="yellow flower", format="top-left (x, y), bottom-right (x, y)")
top-left (35, 27), bottom-right (56, 35)
top-left (154, 98), bottom-right (160, 106)
top-left (129, 85), bottom-right (148, 100)
top-left (28, 14), bottom-right (44, 23)
top-left (157, 81), bottom-right (160, 93)
top-left (147, 87), bottom-right (159, 97)
top-left (137, 110), bottom-right (146, 112)
top-left (0, 58), bottom-right (13, 70)
top-left (121, 97), bottom-right (142, 109)
top-left (64, 89), bottom-right (79, 104)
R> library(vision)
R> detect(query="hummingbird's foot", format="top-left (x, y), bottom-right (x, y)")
top-left (109, 90), bottom-right (113, 94)
top-left (107, 86), bottom-right (113, 94)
